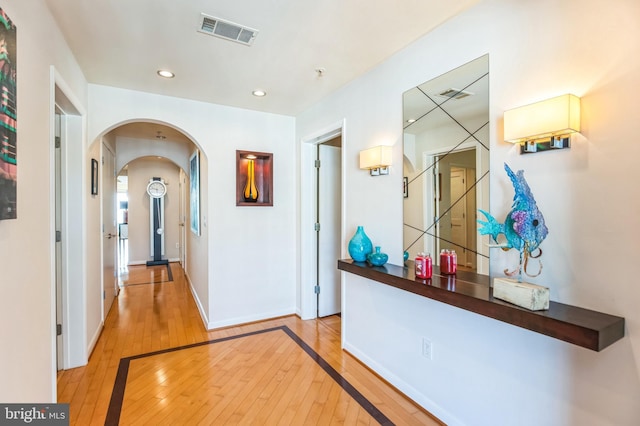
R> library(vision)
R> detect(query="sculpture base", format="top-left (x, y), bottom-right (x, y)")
top-left (146, 259), bottom-right (169, 267)
top-left (493, 278), bottom-right (549, 311)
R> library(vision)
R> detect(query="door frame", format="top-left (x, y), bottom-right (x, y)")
top-left (50, 66), bottom-right (87, 387)
top-left (299, 119), bottom-right (346, 321)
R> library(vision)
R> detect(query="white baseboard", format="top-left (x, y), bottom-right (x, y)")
top-left (185, 272), bottom-right (209, 327)
top-left (343, 341), bottom-right (463, 426)
top-left (206, 308), bottom-right (297, 330)
top-left (87, 321), bottom-right (104, 359)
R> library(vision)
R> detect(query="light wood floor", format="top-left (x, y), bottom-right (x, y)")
top-left (57, 263), bottom-right (443, 425)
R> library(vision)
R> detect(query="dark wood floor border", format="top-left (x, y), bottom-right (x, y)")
top-left (165, 262), bottom-right (173, 281)
top-left (104, 326), bottom-right (393, 426)
top-left (280, 326), bottom-right (393, 426)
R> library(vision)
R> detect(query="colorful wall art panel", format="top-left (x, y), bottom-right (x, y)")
top-left (0, 8), bottom-right (16, 220)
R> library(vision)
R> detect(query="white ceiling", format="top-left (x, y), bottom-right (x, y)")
top-left (44, 0), bottom-right (478, 119)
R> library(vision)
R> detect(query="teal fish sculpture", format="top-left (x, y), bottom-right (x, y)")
top-left (478, 163), bottom-right (548, 281)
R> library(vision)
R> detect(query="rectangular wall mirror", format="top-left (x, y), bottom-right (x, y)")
top-left (403, 55), bottom-right (490, 274)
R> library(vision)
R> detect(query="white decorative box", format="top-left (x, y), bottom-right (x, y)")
top-left (493, 278), bottom-right (550, 311)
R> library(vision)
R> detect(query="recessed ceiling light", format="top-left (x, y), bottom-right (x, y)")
top-left (252, 89), bottom-right (266, 97)
top-left (407, 118), bottom-right (416, 123)
top-left (157, 70), bottom-right (175, 78)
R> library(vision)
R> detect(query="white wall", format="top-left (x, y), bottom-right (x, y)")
top-left (126, 157), bottom-right (181, 264)
top-left (87, 85), bottom-right (297, 329)
top-left (296, 0), bottom-right (640, 424)
top-left (186, 152), bottom-right (209, 324)
top-left (116, 135), bottom-right (192, 173)
top-left (85, 140), bottom-right (102, 357)
top-left (0, 1), bottom-right (88, 402)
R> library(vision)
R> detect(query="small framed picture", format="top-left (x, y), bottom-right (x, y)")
top-left (91, 158), bottom-right (98, 195)
top-left (403, 177), bottom-right (409, 198)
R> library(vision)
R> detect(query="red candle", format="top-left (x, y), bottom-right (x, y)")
top-left (415, 253), bottom-right (432, 279)
top-left (440, 250), bottom-right (457, 275)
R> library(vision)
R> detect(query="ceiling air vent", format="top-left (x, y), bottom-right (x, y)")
top-left (198, 14), bottom-right (258, 46)
top-left (437, 88), bottom-right (474, 100)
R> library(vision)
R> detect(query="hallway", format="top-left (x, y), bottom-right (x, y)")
top-left (56, 263), bottom-right (441, 425)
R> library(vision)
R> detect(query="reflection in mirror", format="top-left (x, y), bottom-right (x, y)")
top-left (403, 55), bottom-right (490, 274)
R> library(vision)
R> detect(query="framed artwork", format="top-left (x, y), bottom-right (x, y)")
top-left (403, 177), bottom-right (408, 198)
top-left (189, 150), bottom-right (200, 236)
top-left (0, 7), bottom-right (17, 220)
top-left (91, 158), bottom-right (98, 195)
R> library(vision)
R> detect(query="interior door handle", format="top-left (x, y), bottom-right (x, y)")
top-left (107, 233), bottom-right (115, 239)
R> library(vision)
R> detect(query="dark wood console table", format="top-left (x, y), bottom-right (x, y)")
top-left (338, 259), bottom-right (624, 352)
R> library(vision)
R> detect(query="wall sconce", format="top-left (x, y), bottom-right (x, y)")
top-left (504, 94), bottom-right (581, 154)
top-left (359, 145), bottom-right (392, 176)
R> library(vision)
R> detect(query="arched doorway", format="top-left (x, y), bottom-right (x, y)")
top-left (63, 120), bottom-right (205, 371)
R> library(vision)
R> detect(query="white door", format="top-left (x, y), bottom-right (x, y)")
top-left (102, 144), bottom-right (117, 319)
top-left (466, 167), bottom-right (477, 269)
top-left (54, 111), bottom-right (63, 370)
top-left (450, 167), bottom-right (468, 266)
top-left (317, 143), bottom-right (342, 317)
top-left (179, 172), bottom-right (187, 266)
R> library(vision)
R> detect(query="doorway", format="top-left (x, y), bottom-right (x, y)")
top-left (430, 148), bottom-right (477, 270)
top-left (116, 171), bottom-right (129, 271)
top-left (300, 120), bottom-right (345, 321)
top-left (52, 71), bottom-right (86, 372)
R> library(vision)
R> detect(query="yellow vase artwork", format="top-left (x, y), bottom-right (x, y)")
top-left (243, 158), bottom-right (259, 202)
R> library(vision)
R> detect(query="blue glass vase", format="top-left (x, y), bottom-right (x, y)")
top-left (348, 226), bottom-right (373, 262)
top-left (367, 246), bottom-right (388, 266)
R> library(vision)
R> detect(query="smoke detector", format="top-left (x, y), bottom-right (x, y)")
top-left (437, 88), bottom-right (474, 100)
top-left (198, 13), bottom-right (258, 46)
